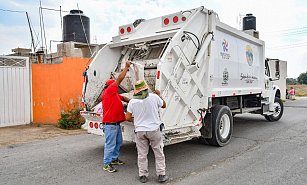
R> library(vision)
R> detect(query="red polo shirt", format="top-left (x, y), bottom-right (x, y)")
top-left (102, 82), bottom-right (126, 123)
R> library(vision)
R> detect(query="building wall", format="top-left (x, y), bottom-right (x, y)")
top-left (32, 57), bottom-right (89, 124)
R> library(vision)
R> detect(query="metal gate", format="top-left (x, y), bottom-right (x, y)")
top-left (0, 56), bottom-right (31, 127)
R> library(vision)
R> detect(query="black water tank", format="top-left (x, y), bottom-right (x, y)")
top-left (63, 10), bottom-right (90, 43)
top-left (243, 14), bottom-right (256, 30)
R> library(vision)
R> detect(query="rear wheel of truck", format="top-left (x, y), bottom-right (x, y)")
top-left (264, 97), bottom-right (284, 122)
top-left (206, 105), bottom-right (233, 147)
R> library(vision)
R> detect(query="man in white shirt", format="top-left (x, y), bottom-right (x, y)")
top-left (126, 80), bottom-right (168, 183)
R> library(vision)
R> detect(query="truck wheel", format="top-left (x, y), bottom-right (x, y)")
top-left (264, 97), bottom-right (284, 122)
top-left (206, 105), bottom-right (233, 147)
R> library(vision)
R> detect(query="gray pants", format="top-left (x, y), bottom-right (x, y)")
top-left (135, 129), bottom-right (166, 177)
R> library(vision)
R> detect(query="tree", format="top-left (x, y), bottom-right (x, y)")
top-left (286, 78), bottom-right (298, 85)
top-left (297, 72), bottom-right (307, 85)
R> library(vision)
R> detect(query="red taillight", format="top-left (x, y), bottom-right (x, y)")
top-left (120, 28), bottom-right (125, 34)
top-left (81, 102), bottom-right (85, 107)
top-left (157, 71), bottom-right (160, 79)
top-left (89, 122), bottom-right (93, 128)
top-left (173, 16), bottom-right (178, 23)
top-left (182, 16), bottom-right (186, 21)
top-left (212, 94), bottom-right (216, 98)
top-left (127, 26), bottom-right (131, 33)
top-left (94, 123), bottom-right (98, 129)
top-left (164, 18), bottom-right (169, 25)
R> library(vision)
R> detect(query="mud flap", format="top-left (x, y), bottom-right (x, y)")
top-left (200, 113), bottom-right (212, 138)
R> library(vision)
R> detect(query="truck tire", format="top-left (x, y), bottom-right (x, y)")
top-left (264, 97), bottom-right (284, 122)
top-left (206, 105), bottom-right (233, 147)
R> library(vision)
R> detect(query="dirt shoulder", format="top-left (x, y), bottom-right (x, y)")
top-left (0, 124), bottom-right (87, 147)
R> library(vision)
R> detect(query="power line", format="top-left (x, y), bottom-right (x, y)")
top-left (0, 8), bottom-right (25, 13)
top-left (267, 42), bottom-right (307, 50)
top-left (0, 8), bottom-right (39, 53)
top-left (263, 28), bottom-right (307, 39)
top-left (281, 30), bottom-right (307, 36)
top-left (264, 26), bottom-right (307, 34)
top-left (40, 7), bottom-right (69, 12)
top-left (269, 45), bottom-right (307, 50)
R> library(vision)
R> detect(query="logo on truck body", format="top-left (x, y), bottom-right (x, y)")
top-left (222, 68), bottom-right (229, 86)
top-left (246, 45), bottom-right (253, 66)
top-left (220, 39), bottom-right (230, 60)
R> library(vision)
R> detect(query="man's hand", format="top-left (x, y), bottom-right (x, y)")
top-left (125, 61), bottom-right (131, 68)
top-left (154, 90), bottom-right (166, 108)
top-left (116, 61), bottom-right (131, 85)
top-left (154, 90), bottom-right (160, 96)
top-left (122, 96), bottom-right (130, 103)
top-left (126, 112), bottom-right (133, 122)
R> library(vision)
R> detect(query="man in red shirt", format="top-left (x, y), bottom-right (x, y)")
top-left (102, 61), bottom-right (130, 173)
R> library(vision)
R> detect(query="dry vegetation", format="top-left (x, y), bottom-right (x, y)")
top-left (287, 84), bottom-right (307, 96)
top-left (0, 124), bottom-right (86, 147)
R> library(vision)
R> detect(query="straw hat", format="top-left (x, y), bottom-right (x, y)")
top-left (134, 80), bottom-right (149, 94)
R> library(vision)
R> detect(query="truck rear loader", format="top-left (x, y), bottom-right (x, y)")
top-left (81, 6), bottom-right (283, 146)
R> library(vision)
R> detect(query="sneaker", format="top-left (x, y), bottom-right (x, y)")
top-left (103, 164), bottom-right (117, 173)
top-left (139, 175), bottom-right (148, 183)
top-left (158, 175), bottom-right (169, 183)
top-left (111, 158), bottom-right (124, 165)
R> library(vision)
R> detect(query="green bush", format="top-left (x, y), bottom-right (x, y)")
top-left (58, 108), bottom-right (85, 129)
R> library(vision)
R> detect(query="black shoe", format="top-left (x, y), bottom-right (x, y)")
top-left (139, 175), bottom-right (148, 183)
top-left (158, 175), bottom-right (169, 183)
top-left (111, 158), bottom-right (124, 165)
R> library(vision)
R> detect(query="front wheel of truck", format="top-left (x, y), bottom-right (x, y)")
top-left (206, 105), bottom-right (233, 147)
top-left (264, 97), bottom-right (284, 122)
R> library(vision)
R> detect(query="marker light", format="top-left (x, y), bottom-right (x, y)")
top-left (127, 26), bottom-right (131, 33)
top-left (164, 18), bottom-right (169, 25)
top-left (120, 28), bottom-right (125, 34)
top-left (173, 16), bottom-right (179, 23)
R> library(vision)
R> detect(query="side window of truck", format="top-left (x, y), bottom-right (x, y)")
top-left (265, 60), bottom-right (270, 77)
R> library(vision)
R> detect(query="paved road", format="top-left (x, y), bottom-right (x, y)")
top-left (1, 98), bottom-right (307, 185)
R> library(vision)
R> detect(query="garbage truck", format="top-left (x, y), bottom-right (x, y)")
top-left (80, 6), bottom-right (283, 146)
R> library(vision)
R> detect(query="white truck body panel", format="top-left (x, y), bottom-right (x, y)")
top-left (213, 26), bottom-right (264, 96)
top-left (81, 6), bottom-right (283, 145)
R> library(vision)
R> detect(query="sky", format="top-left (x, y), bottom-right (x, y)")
top-left (0, 0), bottom-right (307, 78)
